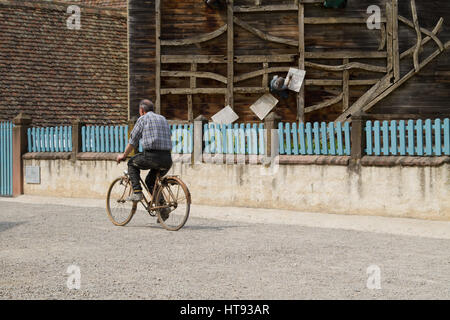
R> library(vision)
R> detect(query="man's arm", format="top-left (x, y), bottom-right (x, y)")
top-left (116, 144), bottom-right (135, 163)
top-left (117, 119), bottom-right (143, 163)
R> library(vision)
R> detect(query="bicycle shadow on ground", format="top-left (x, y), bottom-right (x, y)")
top-left (125, 223), bottom-right (246, 231)
top-left (0, 221), bottom-right (27, 233)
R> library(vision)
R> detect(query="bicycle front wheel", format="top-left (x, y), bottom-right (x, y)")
top-left (106, 176), bottom-right (137, 226)
top-left (154, 176), bottom-right (191, 231)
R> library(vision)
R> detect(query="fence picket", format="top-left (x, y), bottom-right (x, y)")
top-left (407, 120), bottom-right (415, 156)
top-left (390, 121), bottom-right (397, 155)
top-left (278, 123), bottom-right (284, 155)
top-left (365, 121), bottom-right (372, 155)
top-left (292, 123), bottom-right (299, 155)
top-left (434, 119), bottom-right (441, 156)
top-left (336, 122), bottom-right (343, 156)
top-left (344, 122), bottom-right (351, 156)
top-left (313, 122), bottom-right (320, 155)
top-left (424, 119), bottom-right (433, 156)
top-left (444, 119), bottom-right (450, 156)
top-left (416, 120), bottom-right (424, 156)
top-left (306, 123), bottom-right (313, 155)
top-left (329, 123), bottom-right (336, 155)
top-left (382, 121), bottom-right (389, 155)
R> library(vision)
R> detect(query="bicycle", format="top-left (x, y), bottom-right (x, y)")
top-left (106, 170), bottom-right (191, 231)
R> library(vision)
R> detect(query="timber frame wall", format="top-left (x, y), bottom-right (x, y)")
top-left (128, 0), bottom-right (449, 123)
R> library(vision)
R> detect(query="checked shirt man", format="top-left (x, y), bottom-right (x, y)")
top-left (116, 99), bottom-right (173, 202)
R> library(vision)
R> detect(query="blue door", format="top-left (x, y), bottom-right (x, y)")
top-left (0, 121), bottom-right (13, 196)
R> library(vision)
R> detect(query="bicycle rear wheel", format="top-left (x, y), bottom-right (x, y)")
top-left (154, 176), bottom-right (191, 231)
top-left (106, 176), bottom-right (137, 226)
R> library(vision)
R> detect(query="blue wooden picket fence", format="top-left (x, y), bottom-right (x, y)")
top-left (28, 126), bottom-right (72, 152)
top-left (82, 125), bottom-right (129, 153)
top-left (278, 122), bottom-right (351, 156)
top-left (365, 119), bottom-right (450, 156)
top-left (170, 124), bottom-right (193, 154)
top-left (0, 121), bottom-right (14, 196)
top-left (81, 124), bottom-right (193, 154)
top-left (203, 123), bottom-right (265, 155)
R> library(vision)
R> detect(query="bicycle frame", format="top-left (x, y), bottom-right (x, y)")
top-left (136, 172), bottom-right (170, 213)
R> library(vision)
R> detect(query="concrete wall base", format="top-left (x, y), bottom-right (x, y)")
top-left (23, 158), bottom-right (450, 221)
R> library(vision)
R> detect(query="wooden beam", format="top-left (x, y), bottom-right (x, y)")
top-left (227, 0), bottom-right (234, 109)
top-left (304, 17), bottom-right (387, 24)
top-left (399, 15), bottom-right (444, 52)
top-left (161, 55), bottom-right (227, 64)
top-left (392, 0), bottom-right (400, 80)
top-left (235, 54), bottom-right (297, 63)
top-left (410, 0), bottom-right (422, 72)
top-left (161, 88), bottom-right (227, 95)
top-left (342, 58), bottom-right (349, 112)
top-left (298, 2), bottom-right (305, 122)
top-left (234, 4), bottom-right (298, 12)
top-left (234, 16), bottom-right (299, 47)
top-left (188, 63), bottom-right (197, 121)
top-left (305, 93), bottom-right (344, 113)
top-left (305, 61), bottom-right (387, 73)
top-left (262, 62), bottom-right (269, 89)
top-left (155, 0), bottom-right (161, 114)
top-left (234, 67), bottom-right (291, 83)
top-left (161, 24), bottom-right (227, 46)
top-left (161, 70), bottom-right (227, 84)
top-left (400, 18), bottom-right (444, 59)
top-left (386, 2), bottom-right (393, 73)
top-left (305, 51), bottom-right (387, 59)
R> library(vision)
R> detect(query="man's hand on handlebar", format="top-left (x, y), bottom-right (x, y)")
top-left (116, 154), bottom-right (126, 164)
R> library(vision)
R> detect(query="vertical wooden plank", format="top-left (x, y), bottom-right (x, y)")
top-left (27, 128), bottom-right (31, 153)
top-left (239, 123), bottom-right (245, 154)
top-left (203, 124), bottom-right (209, 154)
top-left (392, 0), bottom-right (400, 81)
top-left (299, 122), bottom-right (306, 155)
top-left (306, 122), bottom-right (313, 155)
top-left (297, 2), bottom-right (305, 122)
top-left (292, 123), bottom-right (299, 155)
top-left (285, 123), bottom-right (291, 155)
top-left (320, 122), bottom-right (328, 155)
top-left (443, 118), bottom-right (450, 156)
top-left (188, 63), bottom-right (197, 121)
top-left (313, 122), bottom-right (320, 155)
top-left (386, 2), bottom-right (393, 73)
top-left (278, 123), bottom-right (285, 155)
top-left (342, 58), bottom-right (350, 112)
top-left (234, 123), bottom-right (239, 154)
top-left (329, 123), bottom-right (336, 155)
top-left (221, 125), bottom-right (227, 154)
top-left (336, 122), bottom-right (343, 155)
top-left (374, 121), bottom-right (381, 156)
top-left (155, 0), bottom-right (161, 114)
top-left (183, 124), bottom-right (189, 154)
top-left (95, 126), bottom-right (100, 153)
top-left (105, 126), bottom-right (109, 153)
top-left (425, 119), bottom-right (433, 156)
top-left (344, 122), bottom-right (351, 156)
top-left (0, 123), bottom-right (3, 195)
top-left (390, 120), bottom-right (397, 155)
top-left (258, 123), bottom-right (264, 155)
top-left (434, 119), bottom-right (442, 156)
top-left (227, 0), bottom-right (234, 109)
top-left (407, 120), bottom-right (415, 156)
top-left (114, 126), bottom-right (119, 153)
top-left (398, 120), bottom-right (406, 155)
top-left (68, 126), bottom-right (72, 152)
top-left (81, 126), bottom-right (86, 152)
top-left (416, 119), bottom-right (424, 156)
top-left (382, 120), bottom-right (389, 155)
top-left (245, 123), bottom-right (251, 154)
top-left (262, 62), bottom-right (269, 90)
top-left (251, 124), bottom-right (258, 155)
top-left (189, 124), bottom-right (194, 154)
top-left (365, 121), bottom-right (373, 155)
top-left (110, 126), bottom-right (114, 153)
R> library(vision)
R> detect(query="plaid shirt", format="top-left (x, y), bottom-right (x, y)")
top-left (129, 112), bottom-right (172, 151)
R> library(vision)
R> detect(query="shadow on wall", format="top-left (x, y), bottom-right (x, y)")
top-left (0, 221), bottom-right (27, 233)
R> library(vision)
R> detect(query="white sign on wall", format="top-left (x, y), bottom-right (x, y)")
top-left (250, 93), bottom-right (279, 120)
top-left (25, 166), bottom-right (41, 184)
top-left (284, 68), bottom-right (306, 93)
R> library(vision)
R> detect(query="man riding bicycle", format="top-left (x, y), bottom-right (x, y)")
top-left (116, 99), bottom-right (173, 204)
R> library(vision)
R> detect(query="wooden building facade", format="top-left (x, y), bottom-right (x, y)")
top-left (128, 0), bottom-right (449, 123)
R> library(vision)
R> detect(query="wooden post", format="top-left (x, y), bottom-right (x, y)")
top-left (392, 0), bottom-right (400, 81)
top-left (12, 113), bottom-right (32, 197)
top-left (193, 115), bottom-right (208, 164)
top-left (71, 118), bottom-right (83, 162)
top-left (227, 0), bottom-right (234, 109)
top-left (350, 112), bottom-right (366, 161)
top-left (297, 1), bottom-right (305, 122)
top-left (342, 58), bottom-right (350, 111)
top-left (155, 0), bottom-right (162, 114)
top-left (188, 63), bottom-right (197, 121)
top-left (264, 112), bottom-right (281, 158)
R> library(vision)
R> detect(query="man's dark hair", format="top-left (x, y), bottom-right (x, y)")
top-left (139, 99), bottom-right (154, 113)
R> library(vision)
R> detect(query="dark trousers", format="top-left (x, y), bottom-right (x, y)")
top-left (128, 150), bottom-right (173, 194)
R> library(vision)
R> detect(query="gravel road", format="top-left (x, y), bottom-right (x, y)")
top-left (0, 200), bottom-right (449, 300)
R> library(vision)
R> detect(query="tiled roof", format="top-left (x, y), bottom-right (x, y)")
top-left (56, 0), bottom-right (127, 9)
top-left (0, 0), bottom-right (128, 127)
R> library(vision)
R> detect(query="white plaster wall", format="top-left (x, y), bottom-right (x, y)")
top-left (23, 159), bottom-right (450, 220)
